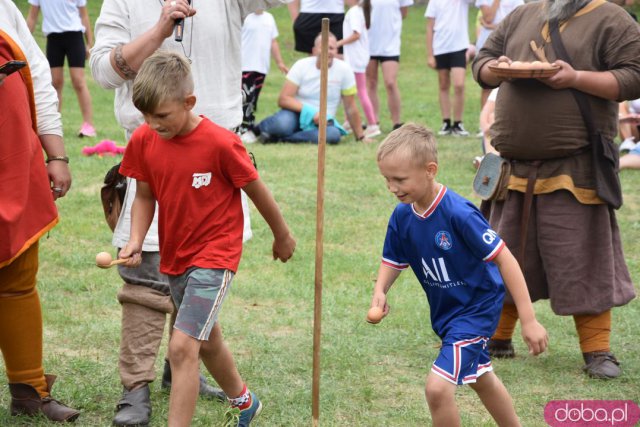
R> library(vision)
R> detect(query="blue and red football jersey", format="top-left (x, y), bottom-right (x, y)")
top-left (382, 186), bottom-right (506, 339)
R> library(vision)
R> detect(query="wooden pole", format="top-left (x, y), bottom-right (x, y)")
top-left (312, 18), bottom-right (330, 427)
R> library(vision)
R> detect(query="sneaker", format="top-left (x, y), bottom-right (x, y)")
top-left (437, 122), bottom-right (452, 136)
top-left (392, 122), bottom-right (404, 131)
top-left (582, 351), bottom-right (621, 379)
top-left (619, 137), bottom-right (637, 152)
top-left (257, 131), bottom-right (272, 144)
top-left (225, 392), bottom-right (262, 427)
top-left (487, 338), bottom-right (515, 359)
top-left (476, 130), bottom-right (484, 138)
top-left (78, 122), bottom-right (96, 137)
top-left (364, 124), bottom-right (382, 138)
top-left (452, 122), bottom-right (470, 137)
top-left (240, 130), bottom-right (257, 144)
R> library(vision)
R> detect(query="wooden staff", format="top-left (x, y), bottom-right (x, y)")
top-left (312, 18), bottom-right (330, 427)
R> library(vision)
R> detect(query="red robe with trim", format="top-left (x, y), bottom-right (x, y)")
top-left (0, 36), bottom-right (58, 268)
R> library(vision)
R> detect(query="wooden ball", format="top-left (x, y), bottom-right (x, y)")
top-left (95, 251), bottom-right (113, 266)
top-left (366, 306), bottom-right (384, 324)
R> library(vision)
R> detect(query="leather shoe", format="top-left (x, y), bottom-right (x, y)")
top-left (583, 351), bottom-right (621, 379)
top-left (487, 338), bottom-right (515, 359)
top-left (161, 360), bottom-right (226, 401)
top-left (113, 385), bottom-right (151, 426)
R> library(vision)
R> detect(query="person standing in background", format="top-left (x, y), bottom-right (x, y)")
top-left (425, 0), bottom-right (474, 137)
top-left (239, 9), bottom-right (289, 144)
top-left (288, 0), bottom-right (345, 54)
top-left (0, 0), bottom-right (78, 422)
top-left (474, 0), bottom-right (523, 114)
top-left (338, 0), bottom-right (381, 138)
top-left (366, 0), bottom-right (413, 131)
top-left (26, 0), bottom-right (97, 137)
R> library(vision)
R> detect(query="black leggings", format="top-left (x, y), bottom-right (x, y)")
top-left (46, 31), bottom-right (86, 68)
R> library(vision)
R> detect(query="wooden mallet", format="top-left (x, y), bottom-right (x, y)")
top-left (95, 251), bottom-right (129, 269)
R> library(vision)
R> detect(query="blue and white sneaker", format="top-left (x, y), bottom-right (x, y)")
top-left (225, 392), bottom-right (262, 427)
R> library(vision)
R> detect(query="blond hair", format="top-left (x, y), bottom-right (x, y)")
top-left (132, 50), bottom-right (194, 113)
top-left (377, 123), bottom-right (438, 166)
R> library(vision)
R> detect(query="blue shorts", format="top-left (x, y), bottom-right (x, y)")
top-left (431, 336), bottom-right (493, 385)
top-left (168, 268), bottom-right (234, 341)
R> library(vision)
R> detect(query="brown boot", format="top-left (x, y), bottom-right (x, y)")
top-left (9, 374), bottom-right (80, 422)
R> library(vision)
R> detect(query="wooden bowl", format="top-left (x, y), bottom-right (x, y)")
top-left (488, 64), bottom-right (560, 79)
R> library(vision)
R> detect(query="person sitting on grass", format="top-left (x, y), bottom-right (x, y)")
top-left (118, 51), bottom-right (296, 427)
top-left (257, 32), bottom-right (371, 144)
top-left (369, 123), bottom-right (548, 426)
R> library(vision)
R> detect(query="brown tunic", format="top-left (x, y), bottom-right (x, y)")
top-left (473, 0), bottom-right (640, 203)
top-left (471, 1), bottom-right (638, 313)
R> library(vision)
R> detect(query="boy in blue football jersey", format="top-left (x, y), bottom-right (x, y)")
top-left (370, 123), bottom-right (548, 426)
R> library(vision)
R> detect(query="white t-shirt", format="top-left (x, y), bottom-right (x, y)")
top-left (242, 12), bottom-right (279, 74)
top-left (28, 0), bottom-right (86, 35)
top-left (300, 0), bottom-right (344, 14)
top-left (628, 98), bottom-right (640, 114)
top-left (342, 5), bottom-right (369, 73)
top-left (369, 0), bottom-right (414, 57)
top-left (475, 0), bottom-right (523, 49)
top-left (0, 0), bottom-right (62, 137)
top-left (287, 56), bottom-right (357, 117)
top-left (425, 0), bottom-right (474, 56)
top-left (488, 87), bottom-right (499, 102)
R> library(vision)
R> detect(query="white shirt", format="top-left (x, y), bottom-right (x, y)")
top-left (0, 0), bottom-right (62, 137)
top-left (90, 0), bottom-right (289, 134)
top-left (369, 0), bottom-right (414, 57)
top-left (28, 0), bottom-right (87, 35)
top-left (342, 5), bottom-right (369, 73)
top-left (425, 0), bottom-right (474, 56)
top-left (475, 0), bottom-right (523, 49)
top-left (287, 56), bottom-right (356, 117)
top-left (628, 98), bottom-right (640, 115)
top-left (242, 12), bottom-right (279, 74)
top-left (300, 0), bottom-right (344, 14)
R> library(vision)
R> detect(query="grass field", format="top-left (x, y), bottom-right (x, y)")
top-left (2, 1), bottom-right (640, 426)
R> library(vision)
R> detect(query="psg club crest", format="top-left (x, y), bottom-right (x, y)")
top-left (435, 231), bottom-right (452, 250)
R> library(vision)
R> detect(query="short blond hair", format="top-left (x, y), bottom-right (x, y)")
top-left (132, 50), bottom-right (194, 113)
top-left (377, 123), bottom-right (438, 166)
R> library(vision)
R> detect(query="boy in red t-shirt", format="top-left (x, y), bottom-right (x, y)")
top-left (118, 51), bottom-right (296, 427)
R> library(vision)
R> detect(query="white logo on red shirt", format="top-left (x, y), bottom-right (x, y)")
top-left (192, 172), bottom-right (212, 189)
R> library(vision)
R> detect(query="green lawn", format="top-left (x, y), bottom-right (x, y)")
top-left (2, 2), bottom-right (639, 426)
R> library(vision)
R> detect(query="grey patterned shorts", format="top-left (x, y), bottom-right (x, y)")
top-left (168, 268), bottom-right (234, 341)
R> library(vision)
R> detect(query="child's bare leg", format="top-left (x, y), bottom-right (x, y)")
top-left (199, 323), bottom-right (244, 398)
top-left (451, 67), bottom-right (466, 122)
top-left (437, 69), bottom-right (451, 121)
top-left (167, 329), bottom-right (201, 427)
top-left (425, 373), bottom-right (460, 427)
top-left (468, 371), bottom-right (521, 427)
top-left (69, 67), bottom-right (94, 125)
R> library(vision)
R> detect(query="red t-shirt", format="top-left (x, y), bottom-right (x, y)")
top-left (120, 117), bottom-right (258, 275)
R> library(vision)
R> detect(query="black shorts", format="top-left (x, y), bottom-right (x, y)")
top-left (293, 12), bottom-right (344, 53)
top-left (434, 49), bottom-right (467, 70)
top-left (369, 55), bottom-right (400, 63)
top-left (46, 31), bottom-right (86, 68)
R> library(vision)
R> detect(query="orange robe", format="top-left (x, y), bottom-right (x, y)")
top-left (0, 33), bottom-right (58, 268)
